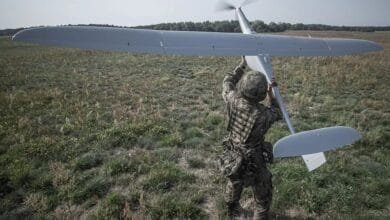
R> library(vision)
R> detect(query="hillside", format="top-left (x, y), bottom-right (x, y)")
top-left (0, 31), bottom-right (389, 219)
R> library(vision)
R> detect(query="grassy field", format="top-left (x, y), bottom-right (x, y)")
top-left (0, 31), bottom-right (389, 219)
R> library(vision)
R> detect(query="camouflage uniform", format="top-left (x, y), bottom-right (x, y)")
top-left (220, 60), bottom-right (282, 219)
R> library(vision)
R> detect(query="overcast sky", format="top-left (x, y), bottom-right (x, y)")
top-left (1, 0), bottom-right (389, 29)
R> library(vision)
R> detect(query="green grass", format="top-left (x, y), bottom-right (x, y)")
top-left (0, 31), bottom-right (389, 218)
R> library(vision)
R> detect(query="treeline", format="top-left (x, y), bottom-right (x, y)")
top-left (1, 20), bottom-right (390, 36)
top-left (135, 20), bottom-right (390, 33)
top-left (0, 28), bottom-right (24, 37)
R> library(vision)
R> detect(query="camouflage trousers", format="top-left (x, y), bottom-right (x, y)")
top-left (226, 169), bottom-right (272, 219)
top-left (222, 146), bottom-right (273, 220)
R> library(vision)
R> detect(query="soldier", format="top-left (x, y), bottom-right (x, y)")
top-left (220, 57), bottom-right (282, 219)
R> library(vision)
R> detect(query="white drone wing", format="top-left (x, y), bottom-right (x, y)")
top-left (12, 24), bottom-right (383, 172)
top-left (12, 26), bottom-right (383, 57)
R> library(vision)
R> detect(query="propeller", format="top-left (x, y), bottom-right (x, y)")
top-left (241, 0), bottom-right (258, 7)
top-left (215, 1), bottom-right (236, 11)
top-left (215, 0), bottom-right (259, 11)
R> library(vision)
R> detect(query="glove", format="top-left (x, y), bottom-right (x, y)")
top-left (239, 56), bottom-right (247, 70)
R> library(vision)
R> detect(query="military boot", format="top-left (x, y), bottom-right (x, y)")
top-left (253, 206), bottom-right (269, 220)
top-left (227, 201), bottom-right (241, 219)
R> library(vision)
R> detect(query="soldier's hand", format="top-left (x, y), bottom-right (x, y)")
top-left (270, 77), bottom-right (278, 87)
top-left (267, 77), bottom-right (277, 100)
top-left (268, 77), bottom-right (277, 92)
top-left (239, 56), bottom-right (247, 69)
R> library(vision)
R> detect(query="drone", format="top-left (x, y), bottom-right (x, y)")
top-left (12, 0), bottom-right (383, 171)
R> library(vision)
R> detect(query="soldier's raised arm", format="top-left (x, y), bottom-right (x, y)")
top-left (222, 56), bottom-right (247, 103)
top-left (265, 78), bottom-right (283, 124)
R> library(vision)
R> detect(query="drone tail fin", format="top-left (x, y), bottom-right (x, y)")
top-left (274, 126), bottom-right (362, 171)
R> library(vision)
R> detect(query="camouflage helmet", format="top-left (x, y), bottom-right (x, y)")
top-left (237, 71), bottom-right (268, 102)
